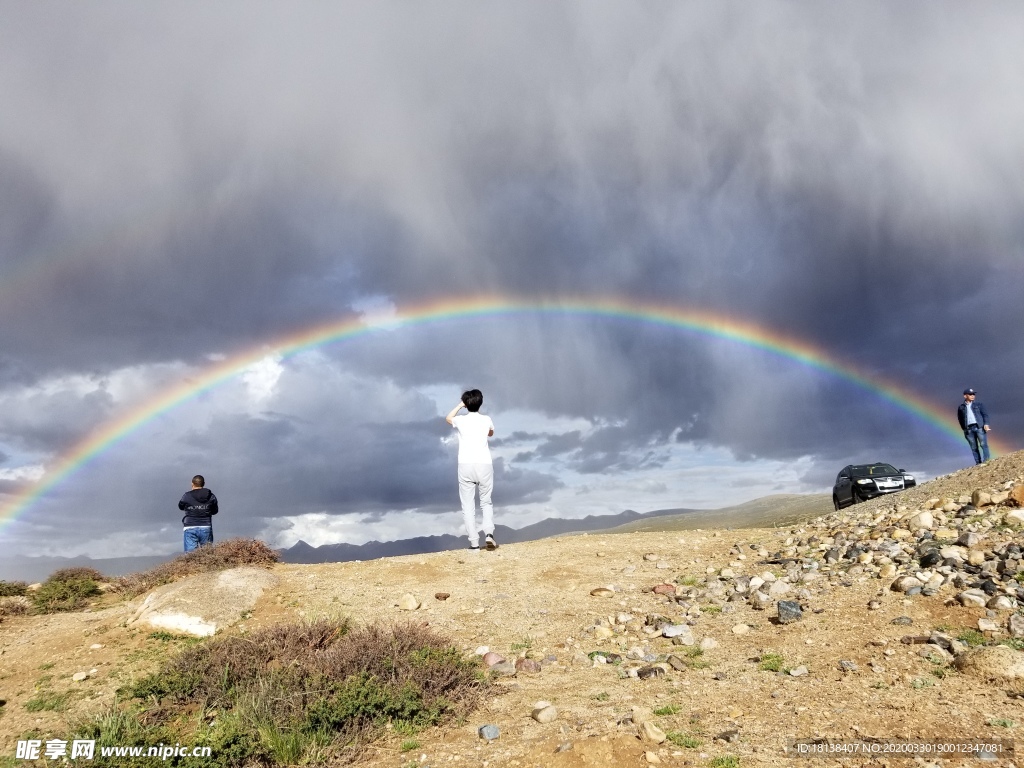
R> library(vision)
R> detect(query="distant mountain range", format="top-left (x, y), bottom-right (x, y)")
top-left (1, 495), bottom-right (830, 583)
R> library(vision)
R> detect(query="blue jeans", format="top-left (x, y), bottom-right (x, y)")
top-left (183, 526), bottom-right (213, 552)
top-left (964, 426), bottom-right (990, 464)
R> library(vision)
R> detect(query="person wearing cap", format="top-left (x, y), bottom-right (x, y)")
top-left (957, 389), bottom-right (991, 464)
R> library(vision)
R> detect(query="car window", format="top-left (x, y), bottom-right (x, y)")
top-left (850, 464), bottom-right (899, 478)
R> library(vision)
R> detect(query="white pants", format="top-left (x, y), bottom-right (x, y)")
top-left (458, 463), bottom-right (494, 545)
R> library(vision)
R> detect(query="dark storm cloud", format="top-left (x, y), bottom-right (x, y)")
top-left (1, 3), bottom-right (1022, 557)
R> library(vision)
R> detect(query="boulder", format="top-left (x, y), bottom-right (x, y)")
top-left (972, 490), bottom-right (993, 508)
top-left (1010, 485), bottom-right (1024, 508)
top-left (954, 646), bottom-right (1024, 681)
top-left (130, 566), bottom-right (278, 637)
top-left (1005, 510), bottom-right (1024, 526)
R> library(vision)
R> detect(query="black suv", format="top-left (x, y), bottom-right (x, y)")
top-left (832, 463), bottom-right (916, 510)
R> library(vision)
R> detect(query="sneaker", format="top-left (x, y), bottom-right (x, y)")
top-left (485, 534), bottom-right (498, 551)
top-left (468, 544), bottom-right (481, 551)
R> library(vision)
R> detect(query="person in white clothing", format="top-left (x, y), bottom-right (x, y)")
top-left (445, 389), bottom-right (497, 550)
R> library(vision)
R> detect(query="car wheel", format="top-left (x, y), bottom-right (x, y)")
top-left (850, 488), bottom-right (860, 505)
top-left (833, 495), bottom-right (841, 511)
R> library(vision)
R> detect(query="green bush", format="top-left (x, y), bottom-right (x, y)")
top-left (32, 572), bottom-right (102, 613)
top-left (0, 580), bottom-right (27, 597)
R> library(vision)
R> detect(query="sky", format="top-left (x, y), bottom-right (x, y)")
top-left (1, 3), bottom-right (1022, 559)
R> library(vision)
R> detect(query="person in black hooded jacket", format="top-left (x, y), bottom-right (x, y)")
top-left (178, 474), bottom-right (219, 552)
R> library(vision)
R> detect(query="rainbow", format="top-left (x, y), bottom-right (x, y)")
top-left (1, 295), bottom-right (1012, 531)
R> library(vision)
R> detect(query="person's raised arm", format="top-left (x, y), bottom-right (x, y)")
top-left (445, 402), bottom-right (464, 425)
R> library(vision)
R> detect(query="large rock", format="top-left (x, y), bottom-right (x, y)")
top-left (954, 646), bottom-right (1024, 681)
top-left (1010, 485), bottom-right (1024, 508)
top-left (130, 566), bottom-right (278, 637)
top-left (972, 490), bottom-right (993, 508)
top-left (907, 511), bottom-right (934, 530)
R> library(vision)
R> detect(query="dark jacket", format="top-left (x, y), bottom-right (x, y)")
top-left (957, 401), bottom-right (990, 430)
top-left (179, 488), bottom-right (219, 527)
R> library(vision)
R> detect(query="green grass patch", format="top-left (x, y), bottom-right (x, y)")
top-left (654, 704), bottom-right (681, 716)
top-left (869, 681), bottom-right (888, 689)
top-left (401, 739), bottom-right (422, 752)
top-left (685, 646), bottom-right (704, 658)
top-left (509, 637), bottom-right (533, 652)
top-left (702, 605), bottom-right (723, 615)
top-left (24, 691), bottom-right (73, 712)
top-left (592, 692), bottom-right (610, 701)
top-left (77, 618), bottom-right (485, 767)
top-left (709, 756), bottom-right (740, 768)
top-left (666, 730), bottom-right (701, 748)
top-left (988, 718), bottom-right (1016, 728)
top-left (676, 575), bottom-right (699, 586)
top-left (1000, 638), bottom-right (1024, 651)
top-left (758, 653), bottom-right (786, 672)
top-left (958, 629), bottom-right (987, 647)
top-left (910, 677), bottom-right (934, 690)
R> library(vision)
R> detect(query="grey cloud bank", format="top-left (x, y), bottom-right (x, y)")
top-left (0, 3), bottom-right (1021, 557)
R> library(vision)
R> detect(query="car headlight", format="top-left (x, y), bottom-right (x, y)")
top-left (903, 474), bottom-right (915, 481)
top-left (856, 479), bottom-right (873, 485)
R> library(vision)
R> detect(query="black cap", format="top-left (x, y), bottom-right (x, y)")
top-left (963, 388), bottom-right (976, 395)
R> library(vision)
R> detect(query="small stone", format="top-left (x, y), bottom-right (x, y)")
top-left (637, 665), bottom-right (666, 680)
top-left (908, 511), bottom-right (934, 530)
top-left (777, 600), bottom-right (803, 624)
top-left (973, 490), bottom-right (993, 508)
top-left (490, 661), bottom-right (517, 676)
top-left (397, 593), bottom-right (420, 610)
top-left (731, 623), bottom-right (750, 635)
top-left (555, 742), bottom-right (573, 753)
top-left (593, 625), bottom-right (614, 639)
top-left (72, 671), bottom-right (89, 682)
top-left (1005, 510), bottom-right (1024, 526)
top-left (590, 587), bottom-right (615, 598)
top-left (1008, 614), bottom-right (1024, 638)
top-left (662, 624), bottom-right (693, 641)
top-left (531, 704), bottom-right (558, 724)
top-left (641, 721), bottom-right (667, 744)
top-left (652, 584), bottom-right (676, 595)
top-left (867, 600), bottom-right (882, 611)
top-left (890, 616), bottom-right (913, 626)
top-left (838, 660), bottom-right (858, 672)
top-left (645, 751), bottom-right (662, 764)
top-left (89, 643), bottom-right (104, 650)
top-left (516, 658), bottom-right (542, 674)
top-left (988, 596), bottom-right (1014, 611)
top-left (954, 646), bottom-right (1024, 680)
top-left (788, 665), bottom-right (809, 677)
top-left (712, 671), bottom-right (728, 680)
top-left (978, 618), bottom-right (1000, 632)
top-left (878, 564), bottom-right (897, 579)
top-left (957, 589), bottom-right (989, 608)
top-left (478, 724), bottom-right (500, 741)
top-left (667, 654), bottom-right (688, 671)
top-left (644, 553), bottom-right (659, 561)
top-left (716, 729), bottom-right (740, 743)
top-left (482, 652), bottom-right (505, 667)
top-left (891, 576), bottom-right (924, 593)
top-left (434, 592), bottom-right (450, 601)
top-left (699, 637), bottom-right (719, 650)
top-left (969, 551), bottom-right (987, 566)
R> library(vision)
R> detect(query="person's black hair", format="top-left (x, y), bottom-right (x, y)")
top-left (462, 389), bottom-right (483, 412)
top-left (192, 475), bottom-right (205, 488)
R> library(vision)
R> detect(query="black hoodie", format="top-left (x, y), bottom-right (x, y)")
top-left (178, 488), bottom-right (219, 527)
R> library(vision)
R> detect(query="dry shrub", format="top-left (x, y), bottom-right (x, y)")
top-left (126, 618), bottom-right (485, 764)
top-left (0, 595), bottom-right (31, 615)
top-left (115, 538), bottom-right (279, 597)
top-left (47, 566), bottom-right (107, 583)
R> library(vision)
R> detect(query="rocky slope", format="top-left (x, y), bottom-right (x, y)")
top-left (3, 454), bottom-right (1024, 767)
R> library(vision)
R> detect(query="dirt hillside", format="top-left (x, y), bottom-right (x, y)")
top-left (4, 453), bottom-right (1024, 767)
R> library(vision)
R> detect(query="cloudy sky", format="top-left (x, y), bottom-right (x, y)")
top-left (1, 3), bottom-right (1021, 559)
